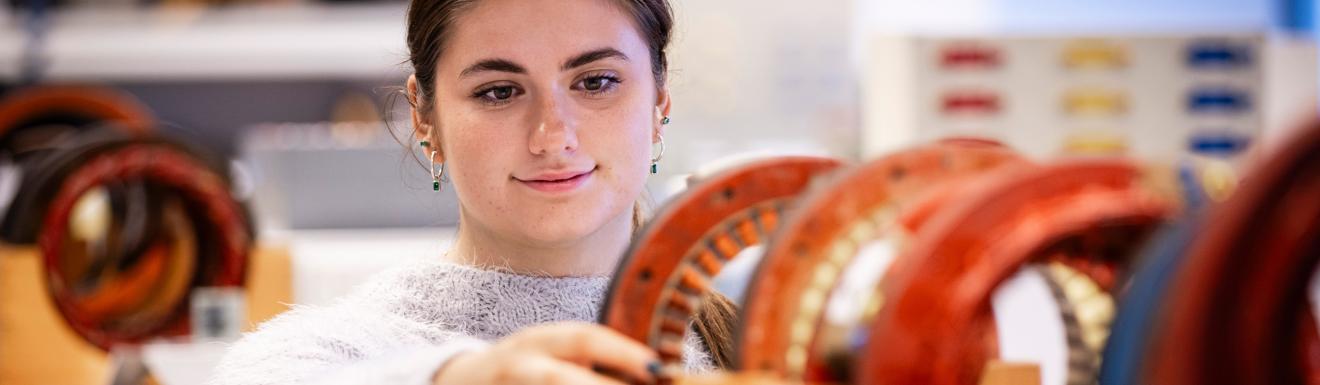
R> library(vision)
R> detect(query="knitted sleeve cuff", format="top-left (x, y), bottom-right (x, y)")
top-left (308, 338), bottom-right (491, 385)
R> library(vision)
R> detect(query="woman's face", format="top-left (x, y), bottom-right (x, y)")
top-left (418, 0), bottom-right (665, 247)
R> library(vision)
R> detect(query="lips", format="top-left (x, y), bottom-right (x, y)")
top-left (515, 167), bottom-right (596, 193)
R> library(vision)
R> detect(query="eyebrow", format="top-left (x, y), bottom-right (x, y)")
top-left (459, 59), bottom-right (526, 78)
top-left (457, 48), bottom-right (630, 79)
top-left (562, 48), bottom-right (629, 71)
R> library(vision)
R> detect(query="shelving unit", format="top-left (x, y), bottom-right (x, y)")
top-left (860, 32), bottom-right (1317, 164)
top-left (0, 3), bottom-right (409, 82)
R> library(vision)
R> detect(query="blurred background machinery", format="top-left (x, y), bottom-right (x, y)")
top-left (0, 85), bottom-right (266, 384)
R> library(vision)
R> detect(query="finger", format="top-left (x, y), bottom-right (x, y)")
top-left (524, 322), bottom-right (660, 382)
top-left (514, 354), bottom-right (631, 385)
top-left (591, 363), bottom-right (654, 385)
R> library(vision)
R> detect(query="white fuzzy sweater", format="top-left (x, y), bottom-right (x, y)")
top-left (209, 260), bottom-right (714, 385)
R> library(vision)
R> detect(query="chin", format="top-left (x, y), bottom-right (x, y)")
top-left (521, 208), bottom-right (600, 240)
top-left (514, 221), bottom-right (598, 249)
top-left (514, 199), bottom-right (628, 246)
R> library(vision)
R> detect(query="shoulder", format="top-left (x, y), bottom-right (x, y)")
top-left (210, 263), bottom-right (472, 385)
top-left (218, 298), bottom-right (442, 365)
top-left (237, 260), bottom-right (464, 347)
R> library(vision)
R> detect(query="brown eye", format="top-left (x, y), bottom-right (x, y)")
top-left (472, 84), bottom-right (522, 106)
top-left (485, 86), bottom-right (515, 100)
top-left (574, 74), bottom-right (621, 94)
top-left (583, 77), bottom-right (608, 91)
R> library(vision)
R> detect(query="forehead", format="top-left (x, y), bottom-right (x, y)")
top-left (440, 0), bottom-right (650, 74)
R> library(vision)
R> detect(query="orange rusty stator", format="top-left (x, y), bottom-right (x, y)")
top-left (602, 138), bottom-right (1189, 385)
top-left (738, 140), bottom-right (1026, 382)
top-left (599, 156), bottom-right (843, 372)
top-left (0, 86), bottom-right (256, 385)
top-left (37, 140), bottom-right (252, 350)
top-left (1, 86), bottom-right (252, 351)
top-left (858, 159), bottom-right (1174, 385)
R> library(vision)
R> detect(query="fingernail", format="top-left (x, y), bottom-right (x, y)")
top-left (646, 360), bottom-right (662, 377)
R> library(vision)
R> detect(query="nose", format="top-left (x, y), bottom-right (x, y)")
top-left (528, 90), bottom-right (579, 156)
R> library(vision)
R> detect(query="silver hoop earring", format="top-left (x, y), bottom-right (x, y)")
top-left (430, 150), bottom-right (447, 191)
top-left (650, 133), bottom-right (665, 174)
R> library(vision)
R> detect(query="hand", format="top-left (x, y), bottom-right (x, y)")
top-left (432, 322), bottom-right (661, 385)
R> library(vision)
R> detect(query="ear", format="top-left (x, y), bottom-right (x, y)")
top-left (407, 75), bottom-right (445, 163)
top-left (406, 75), bottom-right (429, 141)
top-left (653, 86), bottom-right (671, 143)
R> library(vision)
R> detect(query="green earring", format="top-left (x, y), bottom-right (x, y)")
top-left (650, 132), bottom-right (665, 174)
top-left (661, 116), bottom-right (670, 125)
top-left (420, 140), bottom-right (430, 147)
top-left (428, 150), bottom-right (446, 192)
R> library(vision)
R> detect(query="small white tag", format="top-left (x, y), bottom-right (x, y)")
top-left (191, 287), bottom-right (246, 342)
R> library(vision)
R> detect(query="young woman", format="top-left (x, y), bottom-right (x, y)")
top-left (210, 0), bottom-right (735, 384)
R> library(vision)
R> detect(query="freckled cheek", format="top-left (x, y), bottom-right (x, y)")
top-left (445, 122), bottom-right (517, 198)
top-left (586, 110), bottom-right (652, 168)
top-left (583, 113), bottom-right (652, 204)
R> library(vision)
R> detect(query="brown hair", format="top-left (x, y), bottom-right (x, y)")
top-left (694, 291), bottom-right (739, 369)
top-left (402, 0), bottom-right (739, 371)
top-left (405, 0), bottom-right (674, 119)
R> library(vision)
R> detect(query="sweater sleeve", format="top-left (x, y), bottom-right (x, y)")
top-left (208, 304), bottom-right (489, 385)
top-left (682, 325), bottom-right (717, 373)
top-left (303, 340), bottom-right (489, 385)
